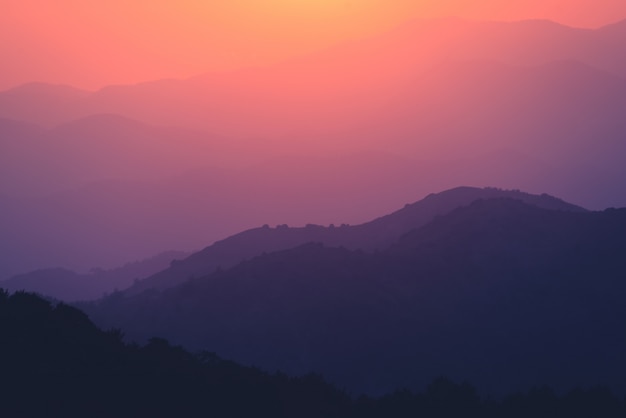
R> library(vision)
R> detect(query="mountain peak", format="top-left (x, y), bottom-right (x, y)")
top-left (124, 187), bottom-right (587, 294)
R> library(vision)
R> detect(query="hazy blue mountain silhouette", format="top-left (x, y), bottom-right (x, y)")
top-left (1, 250), bottom-right (189, 301)
top-left (125, 187), bottom-right (585, 294)
top-left (83, 197), bottom-right (626, 396)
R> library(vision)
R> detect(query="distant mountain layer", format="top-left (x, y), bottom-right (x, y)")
top-left (0, 115), bottom-right (237, 197)
top-left (2, 18), bottom-right (626, 281)
top-left (126, 187), bottom-right (585, 294)
top-left (84, 197), bottom-right (626, 396)
top-left (1, 18), bottom-right (626, 129)
top-left (1, 250), bottom-right (189, 301)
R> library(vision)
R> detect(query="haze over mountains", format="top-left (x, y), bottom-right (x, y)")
top-left (0, 250), bottom-right (188, 301)
top-left (83, 195), bottom-right (626, 396)
top-left (4, 4), bottom-right (626, 415)
top-left (125, 187), bottom-right (585, 295)
top-left (1, 19), bottom-right (625, 294)
top-left (2, 187), bottom-right (583, 299)
top-left (5, 290), bottom-right (624, 418)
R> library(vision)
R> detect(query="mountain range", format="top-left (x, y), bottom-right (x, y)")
top-left (2, 18), bottom-right (626, 131)
top-left (2, 18), bottom-right (626, 277)
top-left (0, 250), bottom-right (188, 301)
top-left (82, 189), bottom-right (626, 396)
top-left (125, 187), bottom-right (585, 294)
top-left (3, 187), bottom-right (583, 299)
top-left (3, 14), bottom-right (626, 417)
top-left (4, 289), bottom-right (622, 417)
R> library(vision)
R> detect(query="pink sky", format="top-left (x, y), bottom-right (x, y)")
top-left (1, 0), bottom-right (625, 90)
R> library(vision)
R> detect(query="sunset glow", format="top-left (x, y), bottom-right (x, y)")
top-left (2, 0), bottom-right (626, 89)
top-left (2, 0), bottom-right (626, 412)
top-left (1, 0), bottom-right (626, 280)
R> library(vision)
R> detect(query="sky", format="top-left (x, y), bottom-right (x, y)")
top-left (2, 0), bottom-right (626, 279)
top-left (2, 0), bottom-right (626, 90)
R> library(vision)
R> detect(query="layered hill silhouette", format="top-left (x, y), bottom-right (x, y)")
top-left (2, 19), bottom-right (626, 278)
top-left (4, 289), bottom-right (623, 417)
top-left (2, 18), bottom-right (626, 129)
top-left (4, 16), bottom-right (626, 416)
top-left (1, 250), bottom-right (188, 301)
top-left (0, 114), bottom-right (241, 197)
top-left (126, 187), bottom-right (585, 294)
top-left (0, 289), bottom-right (351, 418)
top-left (6, 145), bottom-right (610, 281)
top-left (84, 196), bottom-right (626, 396)
top-left (2, 24), bottom-right (625, 202)
top-left (1, 20), bottom-right (625, 164)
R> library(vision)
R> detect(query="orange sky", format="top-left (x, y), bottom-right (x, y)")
top-left (2, 0), bottom-right (626, 90)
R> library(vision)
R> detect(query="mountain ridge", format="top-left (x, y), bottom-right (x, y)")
top-left (84, 197), bottom-right (626, 395)
top-left (125, 187), bottom-right (586, 295)
top-left (1, 250), bottom-right (190, 301)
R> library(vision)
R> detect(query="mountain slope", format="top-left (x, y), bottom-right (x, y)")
top-left (0, 114), bottom-right (239, 197)
top-left (3, 289), bottom-right (623, 417)
top-left (126, 187), bottom-right (585, 294)
top-left (1, 250), bottom-right (189, 301)
top-left (0, 290), bottom-right (354, 418)
top-left (84, 198), bottom-right (626, 395)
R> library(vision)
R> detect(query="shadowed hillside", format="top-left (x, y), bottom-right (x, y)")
top-left (1, 250), bottom-right (189, 301)
top-left (84, 198), bottom-right (626, 396)
top-left (126, 187), bottom-right (585, 294)
top-left (3, 289), bottom-right (624, 417)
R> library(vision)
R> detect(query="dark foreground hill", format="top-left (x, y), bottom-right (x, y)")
top-left (126, 186), bottom-right (585, 294)
top-left (84, 198), bottom-right (626, 396)
top-left (2, 290), bottom-right (625, 418)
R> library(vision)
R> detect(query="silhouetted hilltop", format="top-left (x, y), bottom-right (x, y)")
top-left (0, 289), bottom-right (350, 417)
top-left (85, 198), bottom-right (626, 396)
top-left (1, 251), bottom-right (189, 301)
top-left (351, 186), bottom-right (586, 249)
top-left (0, 82), bottom-right (89, 126)
top-left (596, 18), bottom-right (626, 37)
top-left (3, 289), bottom-right (624, 417)
top-left (127, 187), bottom-right (585, 294)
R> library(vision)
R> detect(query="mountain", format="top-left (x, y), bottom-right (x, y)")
top-left (4, 61), bottom-right (626, 199)
top-left (0, 290), bottom-right (351, 418)
top-left (2, 139), bottom-right (614, 282)
top-left (2, 18), bottom-right (625, 128)
top-left (83, 197), bottom-right (626, 396)
top-left (2, 20), bottom-right (626, 278)
top-left (2, 19), bottom-right (626, 153)
top-left (0, 114), bottom-right (244, 197)
top-left (3, 290), bottom-right (622, 417)
top-left (3, 49), bottom-right (626, 204)
top-left (0, 82), bottom-right (89, 126)
top-left (126, 187), bottom-right (585, 294)
top-left (596, 18), bottom-right (626, 39)
top-left (1, 250), bottom-right (189, 301)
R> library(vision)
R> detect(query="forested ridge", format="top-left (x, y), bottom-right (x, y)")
top-left (1, 289), bottom-right (624, 417)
